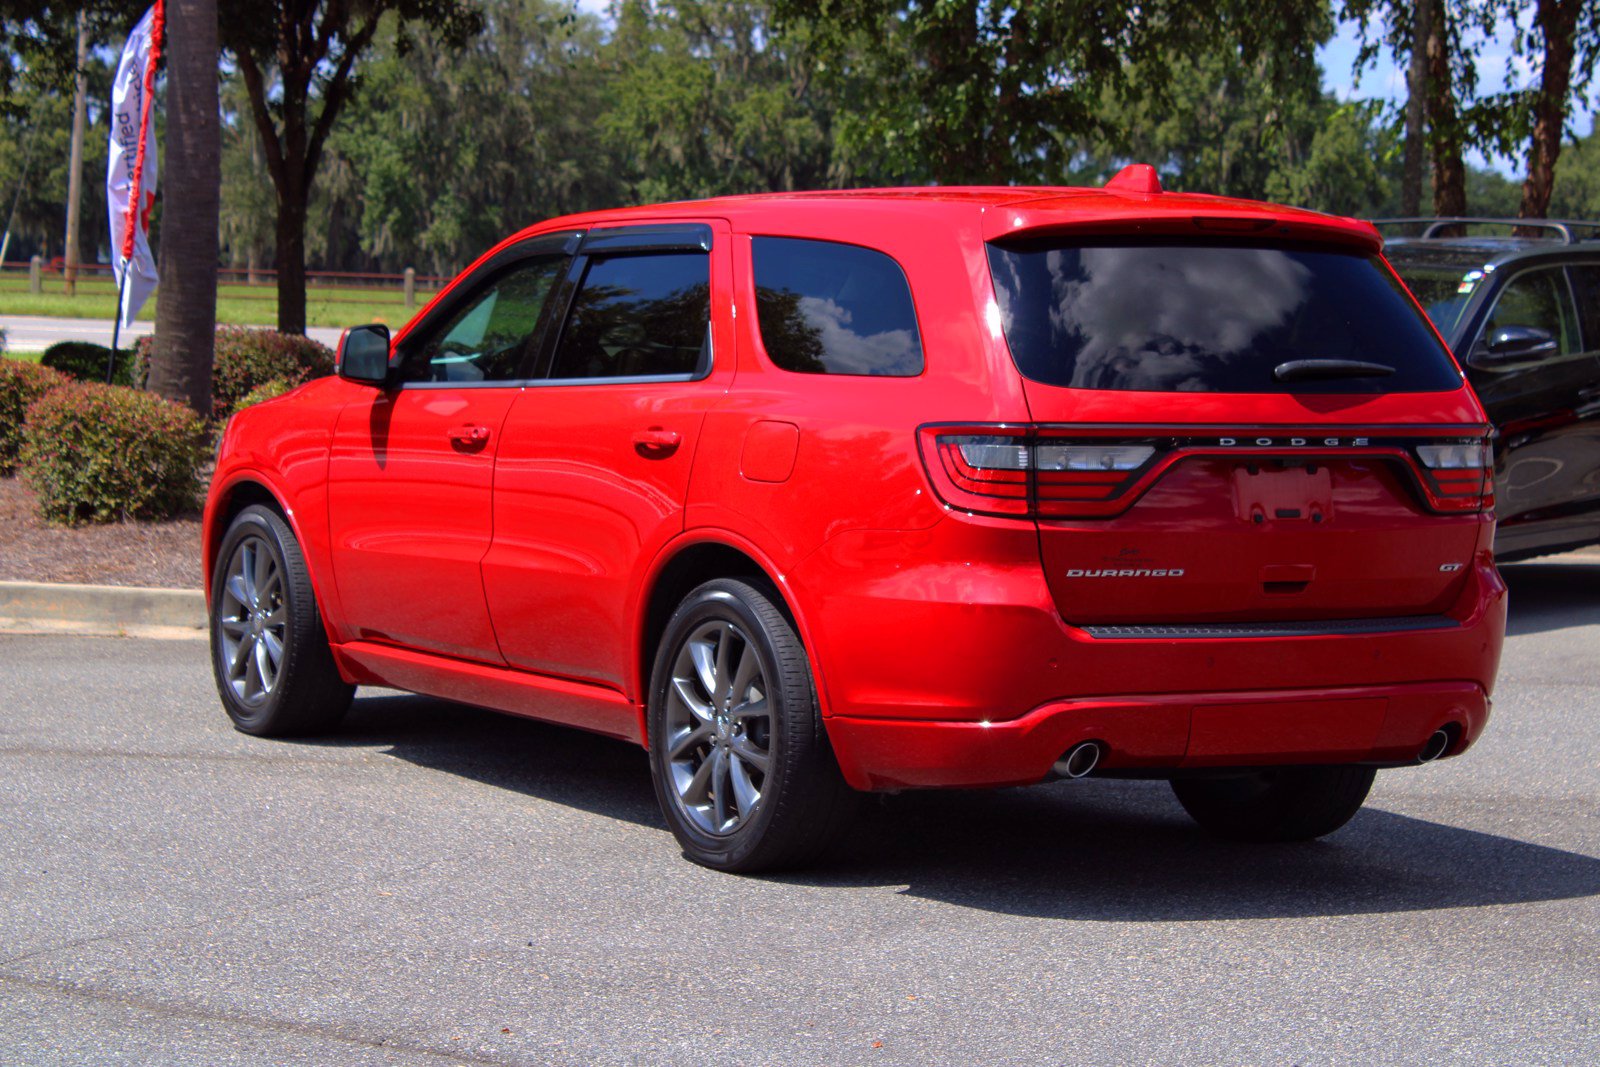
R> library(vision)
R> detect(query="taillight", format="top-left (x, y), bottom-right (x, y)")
top-left (1414, 440), bottom-right (1494, 512)
top-left (932, 433), bottom-right (1031, 516)
top-left (919, 426), bottom-right (1495, 518)
top-left (922, 429), bottom-right (1160, 518)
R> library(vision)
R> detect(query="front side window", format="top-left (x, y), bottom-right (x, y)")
top-left (399, 256), bottom-right (566, 383)
top-left (1478, 267), bottom-right (1581, 360)
top-left (547, 252), bottom-right (710, 380)
top-left (987, 241), bottom-right (1463, 393)
top-left (752, 236), bottom-right (924, 376)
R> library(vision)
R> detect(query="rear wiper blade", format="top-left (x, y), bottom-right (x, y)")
top-left (1273, 359), bottom-right (1397, 382)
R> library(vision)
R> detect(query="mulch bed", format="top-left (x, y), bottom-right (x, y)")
top-left (0, 475), bottom-right (202, 590)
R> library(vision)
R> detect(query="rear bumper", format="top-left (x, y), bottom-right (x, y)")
top-left (787, 515), bottom-right (1505, 792)
top-left (828, 680), bottom-right (1490, 791)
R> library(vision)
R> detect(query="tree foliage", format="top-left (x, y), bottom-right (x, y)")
top-left (219, 0), bottom-right (483, 332)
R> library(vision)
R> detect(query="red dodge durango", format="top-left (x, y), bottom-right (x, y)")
top-left (204, 166), bottom-right (1506, 871)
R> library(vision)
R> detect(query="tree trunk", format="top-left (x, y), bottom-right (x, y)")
top-left (1401, 0), bottom-right (1429, 217)
top-left (148, 0), bottom-right (220, 418)
top-left (1424, 0), bottom-right (1466, 217)
top-left (63, 10), bottom-right (88, 297)
top-left (275, 186), bottom-right (308, 335)
top-left (1519, 0), bottom-right (1579, 220)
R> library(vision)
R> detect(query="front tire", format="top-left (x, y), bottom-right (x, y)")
top-left (1170, 765), bottom-right (1376, 842)
top-left (210, 504), bottom-right (354, 737)
top-left (647, 578), bottom-right (855, 873)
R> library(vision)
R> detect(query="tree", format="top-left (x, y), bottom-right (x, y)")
top-left (220, 0), bottom-right (482, 334)
top-left (1512, 0), bottom-right (1600, 218)
top-left (601, 1), bottom-right (840, 201)
top-left (145, 0), bottom-right (219, 415)
top-left (780, 0), bottom-right (1331, 186)
top-left (333, 0), bottom-right (618, 276)
top-left (1344, 0), bottom-right (1486, 216)
top-left (0, 2), bottom-right (141, 111)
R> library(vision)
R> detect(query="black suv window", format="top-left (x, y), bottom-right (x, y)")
top-left (987, 241), bottom-right (1463, 393)
top-left (400, 256), bottom-right (566, 384)
top-left (1569, 265), bottom-right (1600, 351)
top-left (1479, 268), bottom-right (1580, 360)
top-left (547, 252), bottom-right (710, 380)
top-left (752, 237), bottom-right (923, 376)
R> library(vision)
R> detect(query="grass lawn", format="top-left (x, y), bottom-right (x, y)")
top-left (2, 350), bottom-right (43, 362)
top-left (0, 277), bottom-right (435, 329)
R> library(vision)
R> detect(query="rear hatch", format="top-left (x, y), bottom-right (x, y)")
top-left (974, 236), bottom-right (1491, 627)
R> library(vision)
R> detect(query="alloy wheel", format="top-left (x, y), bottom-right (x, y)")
top-left (664, 620), bottom-right (773, 836)
top-left (217, 535), bottom-right (287, 707)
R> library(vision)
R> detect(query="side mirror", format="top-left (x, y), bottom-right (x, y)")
top-left (337, 324), bottom-right (392, 385)
top-left (1470, 324), bottom-right (1559, 369)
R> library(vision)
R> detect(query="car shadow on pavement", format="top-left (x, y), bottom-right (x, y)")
top-left (791, 781), bottom-right (1600, 921)
top-left (326, 693), bottom-right (1600, 923)
top-left (1501, 559), bottom-right (1600, 636)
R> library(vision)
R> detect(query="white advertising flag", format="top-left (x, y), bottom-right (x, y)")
top-left (106, 4), bottom-right (163, 330)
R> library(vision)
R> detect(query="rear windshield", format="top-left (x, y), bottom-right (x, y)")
top-left (987, 241), bottom-right (1462, 393)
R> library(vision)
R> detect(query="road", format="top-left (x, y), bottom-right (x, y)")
top-left (0, 315), bottom-right (344, 352)
top-left (2, 560), bottom-right (1598, 1065)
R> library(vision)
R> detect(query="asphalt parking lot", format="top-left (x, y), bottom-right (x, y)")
top-left (2, 560), bottom-right (1598, 1066)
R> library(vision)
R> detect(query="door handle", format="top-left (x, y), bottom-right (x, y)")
top-left (448, 425), bottom-right (491, 449)
top-left (633, 428), bottom-right (682, 457)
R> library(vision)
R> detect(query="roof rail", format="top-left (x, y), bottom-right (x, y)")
top-left (1371, 217), bottom-right (1600, 243)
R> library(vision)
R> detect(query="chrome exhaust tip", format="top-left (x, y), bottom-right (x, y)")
top-left (1417, 728), bottom-right (1452, 764)
top-left (1055, 741), bottom-right (1102, 780)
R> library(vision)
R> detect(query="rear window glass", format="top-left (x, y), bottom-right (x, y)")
top-left (1387, 261), bottom-right (1476, 340)
top-left (753, 236), bottom-right (923, 376)
top-left (987, 241), bottom-right (1462, 393)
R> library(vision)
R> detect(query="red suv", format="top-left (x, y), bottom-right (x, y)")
top-left (205, 167), bottom-right (1506, 872)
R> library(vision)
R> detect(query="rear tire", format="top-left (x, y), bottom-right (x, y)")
top-left (210, 504), bottom-right (354, 737)
top-left (1170, 765), bottom-right (1376, 842)
top-left (647, 578), bottom-right (856, 873)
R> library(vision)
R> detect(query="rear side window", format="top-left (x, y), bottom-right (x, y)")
top-left (1566, 265), bottom-right (1600, 350)
top-left (752, 236), bottom-right (923, 376)
top-left (987, 241), bottom-right (1463, 393)
top-left (548, 252), bottom-right (710, 380)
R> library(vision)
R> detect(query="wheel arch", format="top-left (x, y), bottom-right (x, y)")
top-left (633, 533), bottom-right (829, 727)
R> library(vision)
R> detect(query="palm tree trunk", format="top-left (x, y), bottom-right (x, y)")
top-left (148, 0), bottom-right (220, 418)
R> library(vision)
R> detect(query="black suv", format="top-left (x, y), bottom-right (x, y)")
top-left (1382, 217), bottom-right (1600, 561)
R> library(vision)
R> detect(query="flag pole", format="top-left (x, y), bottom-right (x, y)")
top-left (107, 259), bottom-right (130, 384)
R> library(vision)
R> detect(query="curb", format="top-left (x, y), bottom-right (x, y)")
top-left (0, 581), bottom-right (206, 640)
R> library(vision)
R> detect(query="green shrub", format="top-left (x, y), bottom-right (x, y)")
top-left (20, 381), bottom-right (207, 524)
top-left (235, 377), bottom-right (299, 412)
top-left (132, 327), bottom-right (334, 418)
top-left (0, 359), bottom-right (70, 475)
top-left (40, 340), bottom-right (137, 386)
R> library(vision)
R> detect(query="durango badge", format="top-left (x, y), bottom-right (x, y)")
top-left (1065, 568), bottom-right (1186, 577)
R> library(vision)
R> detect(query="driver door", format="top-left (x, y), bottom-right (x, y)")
top-left (326, 247), bottom-right (569, 663)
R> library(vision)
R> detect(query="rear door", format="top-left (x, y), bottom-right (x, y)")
top-left (1462, 264), bottom-right (1600, 528)
top-left (482, 221), bottom-right (733, 690)
top-left (326, 241), bottom-right (570, 662)
top-left (985, 239), bottom-right (1489, 625)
